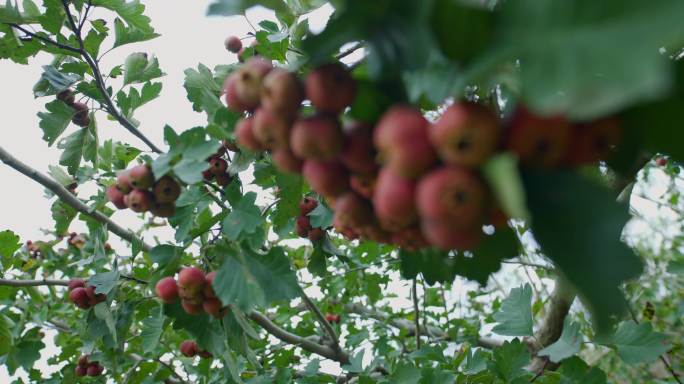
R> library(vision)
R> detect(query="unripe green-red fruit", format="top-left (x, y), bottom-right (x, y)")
top-left (203, 271), bottom-right (216, 298)
top-left (566, 118), bottom-right (621, 166)
top-left (374, 105), bottom-right (436, 178)
top-left (208, 157), bottom-right (229, 176)
top-left (421, 220), bottom-right (482, 251)
top-left (235, 117), bottom-right (265, 152)
top-left (299, 197), bottom-right (318, 215)
top-left (302, 160), bottom-right (350, 198)
top-left (153, 176), bottom-right (181, 203)
top-left (372, 168), bottom-right (417, 231)
top-left (181, 300), bottom-right (204, 315)
top-left (261, 68), bottom-right (304, 118)
top-left (223, 57), bottom-right (273, 112)
top-left (178, 267), bottom-right (206, 298)
top-left (203, 298), bottom-right (224, 318)
top-left (416, 167), bottom-right (486, 228)
top-left (68, 278), bottom-right (85, 291)
top-left (430, 102), bottom-right (500, 167)
top-left (125, 189), bottom-right (153, 213)
top-left (290, 115), bottom-right (344, 160)
top-left (272, 149), bottom-right (304, 174)
top-left (151, 203), bottom-right (175, 218)
top-left (340, 121), bottom-right (377, 176)
top-left (87, 363), bottom-right (103, 376)
top-left (306, 63), bottom-right (356, 113)
top-left (214, 172), bottom-right (232, 186)
top-left (308, 228), bottom-right (325, 242)
top-left (106, 185), bottom-right (127, 209)
top-left (334, 193), bottom-right (375, 230)
top-left (391, 226), bottom-right (429, 252)
top-left (180, 340), bottom-right (198, 357)
top-left (253, 108), bottom-right (291, 149)
top-left (57, 89), bottom-right (75, 105)
top-left (128, 164), bottom-right (154, 189)
top-left (350, 175), bottom-right (376, 200)
top-left (155, 276), bottom-right (179, 303)
top-left (69, 287), bottom-right (90, 309)
top-left (295, 215), bottom-right (312, 238)
top-left (225, 36), bottom-right (242, 53)
top-left (507, 107), bottom-right (572, 168)
top-left (116, 171), bottom-right (133, 193)
top-left (75, 365), bottom-right (87, 377)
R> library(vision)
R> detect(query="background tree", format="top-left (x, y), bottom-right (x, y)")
top-left (0, 0), bottom-right (683, 383)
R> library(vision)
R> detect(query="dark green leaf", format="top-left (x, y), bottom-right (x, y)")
top-left (492, 284), bottom-right (533, 337)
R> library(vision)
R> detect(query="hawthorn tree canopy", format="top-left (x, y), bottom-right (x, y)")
top-left (0, 0), bottom-right (684, 383)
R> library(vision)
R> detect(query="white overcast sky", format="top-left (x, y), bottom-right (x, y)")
top-left (0, 1), bottom-right (672, 382)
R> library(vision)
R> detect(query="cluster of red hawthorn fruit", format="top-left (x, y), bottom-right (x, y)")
top-left (74, 355), bottom-right (104, 377)
top-left (57, 89), bottom-right (90, 127)
top-left (295, 197), bottom-right (327, 241)
top-left (155, 267), bottom-right (227, 318)
top-left (67, 278), bottom-right (106, 310)
top-left (202, 145), bottom-right (233, 186)
top-left (221, 55), bottom-right (620, 251)
top-left (179, 340), bottom-right (212, 359)
top-left (106, 164), bottom-right (181, 218)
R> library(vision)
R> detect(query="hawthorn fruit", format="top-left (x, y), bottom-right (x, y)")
top-left (106, 185), bottom-right (127, 209)
top-left (261, 68), bottom-right (304, 118)
top-left (208, 157), bottom-right (229, 176)
top-left (225, 36), bottom-right (242, 53)
top-left (421, 220), bottom-right (483, 251)
top-left (302, 160), bottom-right (350, 198)
top-left (203, 298), bottom-right (224, 318)
top-left (507, 107), bottom-right (572, 168)
top-left (128, 164), bottom-right (154, 189)
top-left (308, 227), bottom-right (326, 242)
top-left (372, 168), bottom-right (417, 231)
top-left (155, 276), bottom-right (179, 304)
top-left (295, 215), bottom-right (313, 238)
top-left (290, 115), bottom-right (344, 160)
top-left (203, 271), bottom-right (217, 298)
top-left (374, 105), bottom-right (436, 178)
top-left (151, 203), bottom-right (175, 218)
top-left (272, 148), bottom-right (304, 174)
top-left (116, 170), bottom-right (133, 193)
top-left (253, 107), bottom-right (292, 149)
top-left (430, 102), bottom-right (500, 167)
top-left (306, 63), bottom-right (356, 114)
top-left (340, 121), bottom-right (377, 176)
top-left (299, 197), bottom-right (319, 216)
top-left (86, 363), bottom-right (104, 376)
top-left (57, 89), bottom-right (75, 105)
top-left (235, 117), bottom-right (265, 152)
top-left (223, 57), bottom-right (273, 112)
top-left (566, 118), bottom-right (621, 165)
top-left (153, 176), bottom-right (181, 203)
top-left (68, 278), bottom-right (85, 291)
top-left (181, 300), bottom-right (204, 315)
top-left (178, 267), bottom-right (206, 299)
top-left (214, 173), bottom-right (232, 186)
top-left (75, 365), bottom-right (87, 377)
top-left (180, 340), bottom-right (198, 357)
top-left (333, 193), bottom-right (374, 231)
top-left (125, 189), bottom-right (153, 213)
top-left (69, 287), bottom-right (90, 309)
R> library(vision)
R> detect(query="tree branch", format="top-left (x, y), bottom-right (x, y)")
top-left (60, 1), bottom-right (162, 154)
top-left (248, 310), bottom-right (349, 364)
top-left (412, 279), bottom-right (421, 349)
top-left (0, 278), bottom-right (69, 287)
top-left (300, 293), bottom-right (344, 359)
top-left (8, 24), bottom-right (81, 53)
top-left (0, 145), bottom-right (152, 252)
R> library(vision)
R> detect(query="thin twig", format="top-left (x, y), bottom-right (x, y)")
top-left (336, 42), bottom-right (363, 61)
top-left (412, 278), bottom-right (421, 349)
top-left (8, 24), bottom-right (81, 53)
top-left (0, 278), bottom-right (69, 287)
top-left (300, 293), bottom-right (343, 358)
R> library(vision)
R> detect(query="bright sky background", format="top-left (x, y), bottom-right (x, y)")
top-left (0, 1), bottom-right (672, 382)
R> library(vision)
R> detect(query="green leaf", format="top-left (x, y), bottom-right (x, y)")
top-left (94, 302), bottom-right (117, 343)
top-left (149, 244), bottom-right (181, 266)
top-left (222, 192), bottom-right (264, 241)
top-left (538, 317), bottom-right (582, 363)
top-left (0, 230), bottom-right (21, 262)
top-left (38, 0), bottom-right (65, 35)
top-left (0, 0), bottom-right (24, 23)
top-left (430, 0), bottom-right (493, 62)
top-left (37, 65), bottom-right (81, 95)
top-left (488, 339), bottom-right (531, 381)
top-left (38, 100), bottom-right (75, 146)
top-left (523, 171), bottom-right (643, 334)
top-left (83, 26), bottom-right (107, 58)
top-left (553, 357), bottom-right (607, 384)
top-left (0, 314), bottom-right (14, 356)
top-left (88, 270), bottom-right (120, 295)
top-left (51, 200), bottom-right (77, 236)
top-left (462, 349), bottom-right (489, 375)
top-left (113, 17), bottom-right (159, 48)
top-left (492, 284), bottom-right (533, 337)
top-left (271, 173), bottom-right (304, 232)
top-left (453, 228), bottom-right (519, 285)
top-left (140, 304), bottom-right (165, 354)
top-left (183, 64), bottom-right (224, 117)
top-left (5, 339), bottom-right (44, 375)
top-left (400, 249), bottom-right (455, 285)
top-left (123, 52), bottom-right (163, 85)
top-left (482, 153), bottom-right (529, 221)
top-left (213, 246), bottom-right (302, 310)
top-left (92, 0), bottom-right (155, 33)
top-left (58, 123), bottom-right (98, 175)
top-left (389, 361), bottom-right (421, 384)
top-left (308, 202), bottom-right (333, 229)
top-left (207, 0), bottom-right (290, 17)
top-left (605, 321), bottom-right (670, 365)
top-left (494, 0), bottom-right (684, 119)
